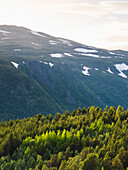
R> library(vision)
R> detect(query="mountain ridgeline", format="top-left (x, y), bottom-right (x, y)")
top-left (0, 25), bottom-right (128, 120)
top-left (0, 105), bottom-right (128, 169)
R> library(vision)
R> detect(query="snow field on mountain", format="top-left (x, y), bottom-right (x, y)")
top-left (82, 66), bottom-right (91, 76)
top-left (31, 30), bottom-right (46, 38)
top-left (114, 63), bottom-right (128, 78)
top-left (64, 53), bottom-right (73, 57)
top-left (107, 67), bottom-right (113, 74)
top-left (11, 61), bottom-right (19, 68)
top-left (50, 53), bottom-right (63, 58)
top-left (74, 48), bottom-right (98, 53)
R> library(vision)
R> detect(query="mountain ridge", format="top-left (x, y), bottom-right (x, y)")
top-left (0, 25), bottom-right (128, 120)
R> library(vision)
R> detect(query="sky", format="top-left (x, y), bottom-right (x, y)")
top-left (0, 0), bottom-right (128, 50)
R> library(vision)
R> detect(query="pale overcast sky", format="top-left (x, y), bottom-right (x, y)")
top-left (0, 0), bottom-right (128, 50)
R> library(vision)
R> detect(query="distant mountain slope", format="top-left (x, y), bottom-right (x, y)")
top-left (0, 25), bottom-right (128, 120)
top-left (0, 60), bottom-right (62, 120)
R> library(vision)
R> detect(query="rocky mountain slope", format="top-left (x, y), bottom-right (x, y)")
top-left (0, 25), bottom-right (128, 120)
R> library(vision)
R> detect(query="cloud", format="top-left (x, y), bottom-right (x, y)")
top-left (100, 1), bottom-right (128, 15)
top-left (0, 0), bottom-right (128, 50)
top-left (56, 3), bottom-right (106, 17)
top-left (57, 1), bottom-right (128, 17)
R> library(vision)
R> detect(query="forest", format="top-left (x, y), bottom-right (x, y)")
top-left (0, 105), bottom-right (128, 169)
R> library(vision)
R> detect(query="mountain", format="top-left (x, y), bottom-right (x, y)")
top-left (0, 25), bottom-right (128, 120)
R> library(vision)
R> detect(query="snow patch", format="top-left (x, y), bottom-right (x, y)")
top-left (114, 53), bottom-right (125, 56)
top-left (50, 53), bottom-right (63, 58)
top-left (78, 53), bottom-right (100, 58)
top-left (39, 61), bottom-right (42, 63)
top-left (23, 61), bottom-right (25, 64)
top-left (1, 37), bottom-right (11, 40)
top-left (74, 48), bottom-right (98, 53)
top-left (95, 68), bottom-right (99, 71)
top-left (11, 61), bottom-right (19, 68)
top-left (64, 53), bottom-right (73, 57)
top-left (68, 44), bottom-right (73, 46)
top-left (31, 42), bottom-right (42, 46)
top-left (110, 52), bottom-right (125, 57)
top-left (58, 38), bottom-right (70, 44)
top-left (43, 62), bottom-right (53, 67)
top-left (109, 52), bottom-right (115, 55)
top-left (114, 63), bottom-right (128, 78)
top-left (107, 67), bottom-right (113, 74)
top-left (58, 38), bottom-right (72, 46)
top-left (49, 62), bottom-right (54, 67)
top-left (44, 62), bottom-right (48, 65)
top-left (0, 30), bottom-right (10, 35)
top-left (78, 53), bottom-right (111, 59)
top-left (31, 30), bottom-right (46, 38)
top-left (14, 49), bottom-right (21, 51)
top-left (115, 56), bottom-right (123, 59)
top-left (118, 72), bottom-right (127, 78)
top-left (82, 66), bottom-right (91, 76)
top-left (49, 40), bottom-right (58, 45)
top-left (101, 56), bottom-right (111, 59)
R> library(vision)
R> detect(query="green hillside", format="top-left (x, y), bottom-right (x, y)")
top-left (0, 105), bottom-right (128, 169)
top-left (0, 57), bottom-right (62, 120)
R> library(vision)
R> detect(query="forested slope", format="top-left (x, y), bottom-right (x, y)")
top-left (0, 105), bottom-right (128, 169)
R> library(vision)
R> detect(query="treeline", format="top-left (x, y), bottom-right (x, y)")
top-left (0, 105), bottom-right (128, 169)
